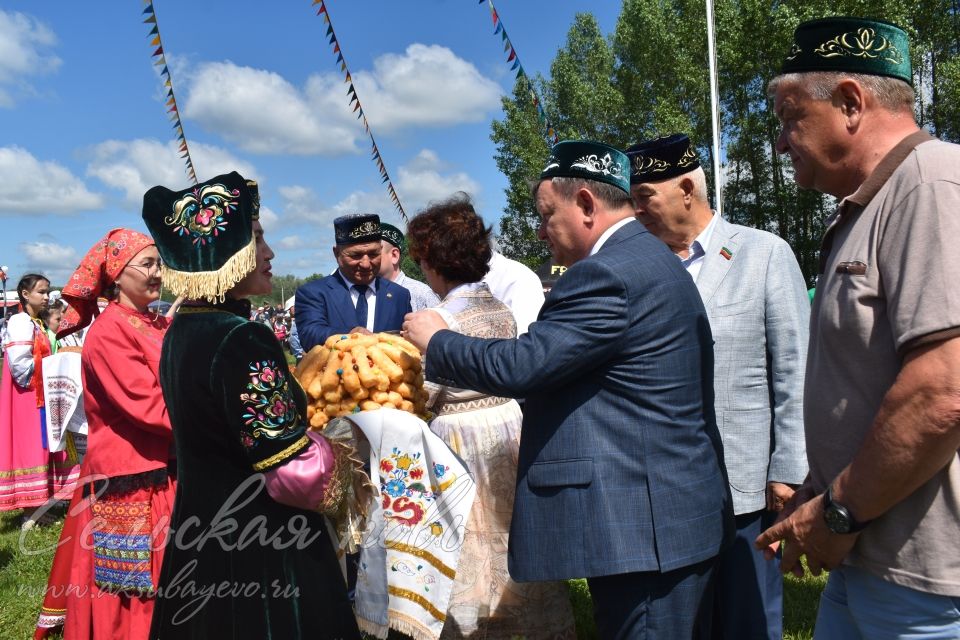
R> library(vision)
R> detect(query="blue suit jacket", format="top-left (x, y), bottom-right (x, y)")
top-left (426, 220), bottom-right (734, 581)
top-left (295, 273), bottom-right (411, 351)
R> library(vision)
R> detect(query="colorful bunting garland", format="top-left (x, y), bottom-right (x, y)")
top-left (312, 0), bottom-right (407, 222)
top-left (481, 0), bottom-right (559, 146)
top-left (142, 1), bottom-right (197, 184)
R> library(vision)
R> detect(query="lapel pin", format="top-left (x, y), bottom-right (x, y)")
top-left (719, 246), bottom-right (733, 260)
top-left (386, 292), bottom-right (392, 298)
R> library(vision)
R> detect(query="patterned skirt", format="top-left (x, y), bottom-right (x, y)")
top-left (61, 472), bottom-right (175, 640)
top-left (430, 398), bottom-right (576, 640)
top-left (0, 357), bottom-right (78, 511)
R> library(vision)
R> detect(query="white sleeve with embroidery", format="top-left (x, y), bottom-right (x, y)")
top-left (2, 314), bottom-right (36, 387)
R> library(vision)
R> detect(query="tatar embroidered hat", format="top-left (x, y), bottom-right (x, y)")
top-left (334, 213), bottom-right (381, 246)
top-left (380, 223), bottom-right (405, 251)
top-left (781, 17), bottom-right (912, 85)
top-left (539, 140), bottom-right (631, 195)
top-left (626, 134), bottom-right (702, 184)
top-left (142, 171), bottom-right (257, 302)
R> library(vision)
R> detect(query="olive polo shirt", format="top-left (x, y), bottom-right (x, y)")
top-left (806, 129), bottom-right (960, 596)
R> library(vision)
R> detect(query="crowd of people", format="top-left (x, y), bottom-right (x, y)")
top-left (0, 15), bottom-right (957, 640)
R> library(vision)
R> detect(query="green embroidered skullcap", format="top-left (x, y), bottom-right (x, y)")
top-left (380, 223), bottom-right (405, 251)
top-left (142, 171), bottom-right (256, 303)
top-left (626, 134), bottom-right (701, 184)
top-left (334, 213), bottom-right (381, 246)
top-left (540, 140), bottom-right (630, 194)
top-left (782, 17), bottom-right (912, 85)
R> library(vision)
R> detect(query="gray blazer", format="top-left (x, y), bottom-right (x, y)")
top-left (427, 221), bottom-right (734, 581)
top-left (696, 216), bottom-right (809, 514)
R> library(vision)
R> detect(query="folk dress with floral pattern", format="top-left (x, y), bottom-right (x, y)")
top-left (150, 303), bottom-right (361, 640)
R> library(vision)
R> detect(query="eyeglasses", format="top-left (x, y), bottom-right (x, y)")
top-left (125, 260), bottom-right (163, 277)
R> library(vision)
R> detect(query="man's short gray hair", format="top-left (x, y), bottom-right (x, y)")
top-left (681, 167), bottom-right (709, 204)
top-left (767, 72), bottom-right (915, 113)
top-left (532, 177), bottom-right (633, 209)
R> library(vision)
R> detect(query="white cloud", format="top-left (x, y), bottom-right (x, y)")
top-left (258, 205), bottom-right (279, 233)
top-left (85, 138), bottom-right (257, 206)
top-left (273, 149), bottom-right (479, 231)
top-left (184, 61), bottom-right (359, 156)
top-left (0, 146), bottom-right (103, 215)
top-left (395, 149), bottom-right (481, 208)
top-left (182, 45), bottom-right (501, 156)
top-left (0, 10), bottom-right (61, 107)
top-left (353, 43), bottom-right (503, 130)
top-left (19, 240), bottom-right (78, 284)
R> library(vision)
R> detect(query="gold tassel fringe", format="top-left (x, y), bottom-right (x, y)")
top-left (159, 235), bottom-right (257, 303)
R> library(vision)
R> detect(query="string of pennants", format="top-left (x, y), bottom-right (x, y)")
top-left (142, 1), bottom-right (197, 184)
top-left (481, 0), bottom-right (559, 146)
top-left (312, 0), bottom-right (407, 222)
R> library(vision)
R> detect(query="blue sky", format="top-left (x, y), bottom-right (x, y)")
top-left (0, 1), bottom-right (620, 289)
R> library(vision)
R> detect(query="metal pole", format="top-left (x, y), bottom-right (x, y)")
top-left (1, 266), bottom-right (8, 324)
top-left (705, 0), bottom-right (723, 217)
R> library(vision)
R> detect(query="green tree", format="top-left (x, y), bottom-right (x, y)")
top-left (491, 1), bottom-right (960, 285)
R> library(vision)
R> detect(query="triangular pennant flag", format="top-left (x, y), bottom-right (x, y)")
top-left (149, 25), bottom-right (158, 35)
top-left (328, 33), bottom-right (336, 44)
top-left (326, 24), bottom-right (333, 37)
top-left (345, 73), bottom-right (352, 83)
top-left (510, 59), bottom-right (520, 70)
top-left (504, 40), bottom-right (511, 52)
top-left (347, 83), bottom-right (355, 95)
top-left (153, 46), bottom-right (164, 56)
top-left (166, 97), bottom-right (176, 106)
top-left (491, 8), bottom-right (498, 24)
top-left (315, 0), bottom-right (326, 10)
top-left (516, 66), bottom-right (525, 79)
top-left (336, 52), bottom-right (343, 63)
top-left (501, 29), bottom-right (508, 42)
top-left (324, 14), bottom-right (330, 24)
top-left (143, 15), bottom-right (157, 24)
top-left (352, 101), bottom-right (361, 112)
top-left (150, 36), bottom-right (161, 46)
top-left (494, 22), bottom-right (502, 35)
top-left (142, 4), bottom-right (155, 15)
top-left (507, 48), bottom-right (516, 62)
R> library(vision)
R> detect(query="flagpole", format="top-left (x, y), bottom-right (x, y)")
top-left (705, 0), bottom-right (722, 217)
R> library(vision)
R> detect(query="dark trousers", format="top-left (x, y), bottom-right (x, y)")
top-left (710, 509), bottom-right (783, 640)
top-left (587, 556), bottom-right (717, 640)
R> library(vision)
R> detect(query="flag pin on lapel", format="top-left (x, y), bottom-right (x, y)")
top-left (719, 246), bottom-right (733, 260)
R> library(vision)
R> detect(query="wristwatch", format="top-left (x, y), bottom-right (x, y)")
top-left (822, 485), bottom-right (871, 534)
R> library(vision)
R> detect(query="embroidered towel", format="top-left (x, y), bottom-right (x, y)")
top-left (345, 409), bottom-right (476, 640)
top-left (42, 351), bottom-right (88, 452)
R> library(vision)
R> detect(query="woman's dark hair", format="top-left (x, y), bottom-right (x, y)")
top-left (406, 193), bottom-right (492, 284)
top-left (16, 274), bottom-right (50, 308)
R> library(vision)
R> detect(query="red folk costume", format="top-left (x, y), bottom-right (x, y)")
top-left (34, 229), bottom-right (175, 640)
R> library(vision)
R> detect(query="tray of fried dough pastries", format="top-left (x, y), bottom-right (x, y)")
top-left (294, 332), bottom-right (430, 429)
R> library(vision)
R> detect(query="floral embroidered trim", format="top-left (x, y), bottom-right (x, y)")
top-left (164, 182), bottom-right (241, 246)
top-left (385, 541), bottom-right (456, 579)
top-left (786, 43), bottom-right (802, 60)
top-left (379, 447), bottom-right (441, 528)
top-left (387, 586), bottom-right (447, 622)
top-left (541, 155), bottom-right (560, 172)
top-left (251, 435), bottom-right (310, 472)
top-left (571, 153), bottom-right (625, 178)
top-left (632, 154), bottom-right (670, 174)
top-left (240, 360), bottom-right (301, 448)
top-left (815, 28), bottom-right (903, 65)
top-left (677, 145), bottom-right (699, 167)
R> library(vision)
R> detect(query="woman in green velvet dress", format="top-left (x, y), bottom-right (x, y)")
top-left (142, 173), bottom-right (363, 639)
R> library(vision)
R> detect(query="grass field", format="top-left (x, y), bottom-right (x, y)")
top-left (0, 509), bottom-right (826, 639)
